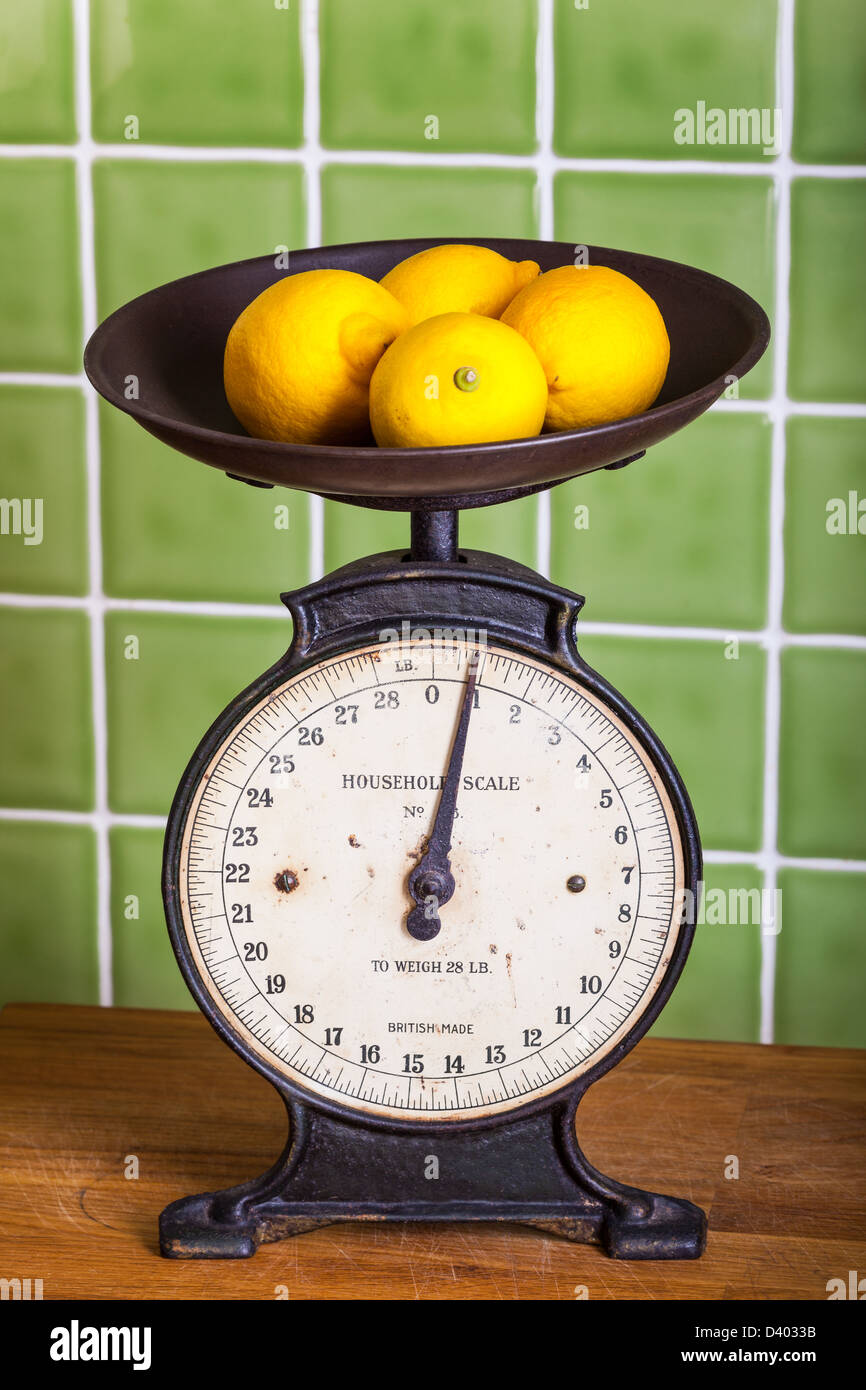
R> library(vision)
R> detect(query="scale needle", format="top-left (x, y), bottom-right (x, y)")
top-left (405, 651), bottom-right (480, 941)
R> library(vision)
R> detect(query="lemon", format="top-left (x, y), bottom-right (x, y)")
top-left (369, 312), bottom-right (548, 448)
top-left (380, 244), bottom-right (540, 327)
top-left (501, 265), bottom-right (670, 430)
top-left (224, 269), bottom-right (410, 445)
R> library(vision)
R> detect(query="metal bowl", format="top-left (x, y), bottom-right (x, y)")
top-left (84, 236), bottom-right (770, 512)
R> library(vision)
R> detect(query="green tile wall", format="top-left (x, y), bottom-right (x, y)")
top-left (321, 165), bottom-right (539, 245)
top-left (90, 0), bottom-right (304, 149)
top-left (649, 864), bottom-right (764, 1044)
top-left (550, 412), bottom-right (772, 630)
top-left (319, 0), bottom-right (538, 154)
top-left (793, 0), bottom-right (866, 165)
top-left (783, 417), bottom-right (866, 635)
top-left (554, 172), bottom-right (776, 399)
top-left (92, 159), bottom-right (306, 317)
top-left (323, 495), bottom-right (540, 573)
top-left (778, 648), bottom-right (866, 861)
top-left (554, 0), bottom-right (778, 163)
top-left (0, 822), bottom-right (99, 1005)
top-left (100, 404), bottom-right (310, 604)
top-left (0, 159), bottom-right (81, 372)
top-left (788, 179), bottom-right (866, 403)
top-left (104, 612), bottom-right (288, 816)
top-left (0, 1), bottom-right (76, 143)
top-left (578, 635), bottom-right (766, 853)
top-left (110, 827), bottom-right (195, 1010)
top-left (775, 869), bottom-right (866, 1047)
top-left (461, 497), bottom-right (539, 570)
top-left (0, 607), bottom-right (93, 811)
top-left (0, 2), bottom-right (862, 1048)
top-left (0, 386), bottom-right (88, 596)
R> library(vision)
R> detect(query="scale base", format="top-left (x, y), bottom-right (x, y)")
top-left (159, 1102), bottom-right (706, 1261)
top-left (159, 1194), bottom-right (706, 1262)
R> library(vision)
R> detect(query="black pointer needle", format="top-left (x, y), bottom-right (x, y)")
top-left (405, 653), bottom-right (480, 942)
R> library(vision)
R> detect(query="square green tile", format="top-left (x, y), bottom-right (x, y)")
top-left (554, 172), bottom-right (775, 399)
top-left (0, 1), bottom-right (76, 142)
top-left (321, 165), bottom-right (539, 246)
top-left (554, 0), bottom-right (778, 162)
top-left (320, 0), bottom-right (537, 154)
top-left (775, 869), bottom-right (866, 1046)
top-left (550, 412), bottom-right (772, 630)
top-left (90, 0), bottom-right (303, 147)
top-left (788, 179), bottom-right (866, 403)
top-left (650, 864), bottom-right (762, 1043)
top-left (323, 504), bottom-right (406, 572)
top-left (577, 635), bottom-right (766, 852)
top-left (778, 647), bottom-right (866, 859)
top-left (460, 496), bottom-right (538, 570)
top-left (0, 386), bottom-right (87, 596)
top-left (793, 0), bottom-right (866, 164)
top-left (100, 403), bottom-right (310, 603)
top-left (0, 821), bottom-right (98, 1006)
top-left (105, 611), bottom-right (288, 815)
top-left (783, 417), bottom-right (866, 635)
top-left (0, 160), bottom-right (81, 372)
top-left (323, 496), bottom-right (539, 573)
top-left (92, 159), bottom-right (306, 318)
top-left (0, 607), bottom-right (93, 810)
top-left (110, 827), bottom-right (194, 1010)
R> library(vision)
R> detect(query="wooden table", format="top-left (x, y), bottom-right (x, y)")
top-left (0, 1003), bottom-right (863, 1300)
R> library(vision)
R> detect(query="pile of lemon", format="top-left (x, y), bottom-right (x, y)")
top-left (223, 244), bottom-right (670, 449)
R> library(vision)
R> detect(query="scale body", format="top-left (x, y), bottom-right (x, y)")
top-left (83, 236), bottom-right (770, 1263)
top-left (158, 519), bottom-right (702, 1259)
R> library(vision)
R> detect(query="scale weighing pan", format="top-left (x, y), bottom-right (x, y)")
top-left (83, 236), bottom-right (770, 511)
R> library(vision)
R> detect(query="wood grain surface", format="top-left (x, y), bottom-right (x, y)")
top-left (0, 1003), bottom-right (863, 1300)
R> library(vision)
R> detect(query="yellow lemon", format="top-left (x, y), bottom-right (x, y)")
top-left (224, 269), bottom-right (410, 445)
top-left (369, 312), bottom-right (548, 448)
top-left (501, 265), bottom-right (670, 430)
top-left (380, 244), bottom-right (540, 327)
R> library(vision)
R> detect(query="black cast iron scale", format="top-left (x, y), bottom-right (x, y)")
top-left (84, 236), bottom-right (769, 1261)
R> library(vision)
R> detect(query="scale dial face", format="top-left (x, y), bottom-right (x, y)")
top-left (176, 637), bottom-right (686, 1123)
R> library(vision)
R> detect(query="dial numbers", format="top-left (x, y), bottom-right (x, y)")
top-left (178, 640), bottom-right (684, 1121)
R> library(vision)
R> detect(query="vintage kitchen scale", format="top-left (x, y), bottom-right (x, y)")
top-left (85, 236), bottom-right (769, 1260)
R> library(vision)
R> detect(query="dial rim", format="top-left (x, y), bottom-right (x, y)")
top-left (164, 636), bottom-right (699, 1131)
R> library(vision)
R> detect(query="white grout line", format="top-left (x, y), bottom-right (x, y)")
top-left (72, 0), bottom-right (113, 1009)
top-left (702, 850), bottom-right (765, 867)
top-left (301, 0), bottom-right (322, 248)
top-left (757, 0), bottom-right (796, 1045)
top-left (0, 591), bottom-right (287, 617)
top-left (1, 138), bottom-right (864, 181)
top-left (761, 632), bottom-right (866, 649)
top-left (308, 483), bottom-right (325, 579)
top-left (0, 371), bottom-right (90, 389)
top-left (785, 400), bottom-right (866, 417)
top-left (2, 588), bottom-right (865, 649)
top-left (713, 397), bottom-right (866, 418)
top-left (301, 0), bottom-right (325, 582)
top-left (0, 808), bottom-right (167, 830)
top-left (4, 367), bottom-right (866, 423)
top-left (577, 620), bottom-right (866, 648)
top-left (703, 848), bottom-right (866, 874)
top-left (534, 0), bottom-right (555, 580)
top-left (2, 803), bottom-right (863, 879)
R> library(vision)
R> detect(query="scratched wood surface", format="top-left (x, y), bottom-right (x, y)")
top-left (0, 1003), bottom-right (863, 1300)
